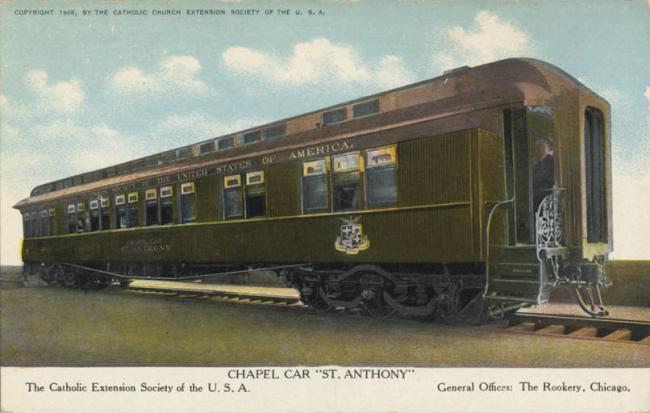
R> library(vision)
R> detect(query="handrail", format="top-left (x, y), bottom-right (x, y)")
top-left (482, 199), bottom-right (514, 299)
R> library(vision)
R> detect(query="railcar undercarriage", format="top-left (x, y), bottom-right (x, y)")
top-left (26, 260), bottom-right (489, 324)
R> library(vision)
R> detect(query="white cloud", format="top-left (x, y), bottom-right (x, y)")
top-left (433, 11), bottom-right (531, 71)
top-left (109, 55), bottom-right (210, 97)
top-left (23, 70), bottom-right (85, 114)
top-left (223, 38), bottom-right (415, 89)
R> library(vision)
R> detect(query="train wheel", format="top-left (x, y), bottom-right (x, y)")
top-left (58, 270), bottom-right (79, 288)
top-left (81, 274), bottom-right (112, 290)
top-left (42, 264), bottom-right (62, 285)
top-left (362, 298), bottom-right (395, 319)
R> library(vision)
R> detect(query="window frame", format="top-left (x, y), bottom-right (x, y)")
top-left (301, 158), bottom-right (331, 214)
top-left (365, 145), bottom-right (398, 208)
top-left (223, 175), bottom-right (243, 220)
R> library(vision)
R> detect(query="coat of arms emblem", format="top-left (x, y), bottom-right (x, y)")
top-left (335, 217), bottom-right (370, 255)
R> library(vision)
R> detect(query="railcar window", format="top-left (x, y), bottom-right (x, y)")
top-left (243, 130), bottom-right (262, 145)
top-left (264, 124), bottom-right (285, 140)
top-left (585, 107), bottom-right (607, 243)
top-left (180, 183), bottom-right (196, 224)
top-left (30, 212), bottom-right (39, 237)
top-left (66, 204), bottom-right (76, 234)
top-left (115, 195), bottom-right (128, 229)
top-left (127, 192), bottom-right (139, 228)
top-left (176, 147), bottom-right (191, 160)
top-left (302, 158), bottom-right (330, 213)
top-left (323, 108), bottom-right (347, 126)
top-left (105, 166), bottom-right (117, 178)
top-left (76, 202), bottom-right (86, 232)
top-left (366, 146), bottom-right (397, 207)
top-left (49, 209), bottom-right (56, 236)
top-left (332, 153), bottom-right (363, 211)
top-left (353, 100), bottom-right (379, 118)
top-left (160, 186), bottom-right (174, 225)
top-left (245, 171), bottom-right (266, 218)
top-left (82, 172), bottom-right (93, 184)
top-left (217, 137), bottom-right (234, 150)
top-left (73, 175), bottom-right (82, 186)
top-left (55, 181), bottom-right (64, 191)
top-left (39, 210), bottom-right (48, 236)
top-left (145, 156), bottom-right (160, 168)
top-left (145, 189), bottom-right (159, 226)
top-left (161, 151), bottom-right (176, 165)
top-left (131, 159), bottom-right (145, 172)
top-left (223, 175), bottom-right (243, 220)
top-left (117, 163), bottom-right (131, 175)
top-left (23, 213), bottom-right (31, 238)
top-left (100, 198), bottom-right (110, 230)
top-left (199, 142), bottom-right (215, 155)
top-left (89, 199), bottom-right (101, 232)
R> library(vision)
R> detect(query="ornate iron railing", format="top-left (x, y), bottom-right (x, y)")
top-left (535, 185), bottom-right (563, 262)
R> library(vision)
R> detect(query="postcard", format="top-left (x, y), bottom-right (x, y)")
top-left (1, 1), bottom-right (649, 412)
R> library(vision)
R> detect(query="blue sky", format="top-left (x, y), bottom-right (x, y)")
top-left (1, 0), bottom-right (649, 264)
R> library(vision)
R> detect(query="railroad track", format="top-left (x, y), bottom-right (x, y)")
top-left (504, 312), bottom-right (650, 345)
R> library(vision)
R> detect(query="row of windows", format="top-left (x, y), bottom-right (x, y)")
top-left (23, 145), bottom-right (396, 237)
top-left (31, 99), bottom-right (382, 197)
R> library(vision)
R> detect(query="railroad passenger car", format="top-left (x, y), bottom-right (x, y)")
top-left (15, 58), bottom-right (612, 321)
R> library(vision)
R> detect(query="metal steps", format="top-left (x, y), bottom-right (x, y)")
top-left (485, 246), bottom-right (545, 307)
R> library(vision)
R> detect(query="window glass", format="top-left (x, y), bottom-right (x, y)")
top-left (66, 204), bottom-right (76, 233)
top-left (40, 210), bottom-right (49, 236)
top-left (76, 202), bottom-right (86, 232)
top-left (584, 107), bottom-right (607, 243)
top-left (31, 212), bottom-right (40, 237)
top-left (127, 192), bottom-right (139, 228)
top-left (264, 124), bottom-right (285, 140)
top-left (243, 130), bottom-right (262, 145)
top-left (217, 137), bottom-right (235, 150)
top-left (89, 199), bottom-right (100, 232)
top-left (180, 183), bottom-right (196, 224)
top-left (323, 108), bottom-right (347, 125)
top-left (24, 213), bottom-right (31, 238)
top-left (302, 159), bottom-right (329, 213)
top-left (366, 146), bottom-right (397, 207)
top-left (199, 142), bottom-right (215, 155)
top-left (49, 209), bottom-right (56, 236)
top-left (100, 198), bottom-right (111, 230)
top-left (176, 147), bottom-right (191, 160)
top-left (160, 186), bottom-right (174, 225)
top-left (353, 100), bottom-right (379, 118)
top-left (117, 163), bottom-right (130, 175)
top-left (223, 175), bottom-right (243, 219)
top-left (145, 189), bottom-right (159, 226)
top-left (332, 153), bottom-right (362, 211)
top-left (160, 151), bottom-right (176, 164)
top-left (115, 195), bottom-right (127, 229)
top-left (245, 171), bottom-right (266, 218)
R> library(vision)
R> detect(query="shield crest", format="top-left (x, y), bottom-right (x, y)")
top-left (335, 217), bottom-right (370, 255)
